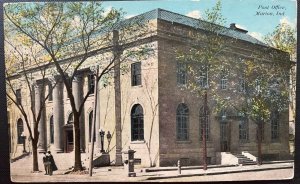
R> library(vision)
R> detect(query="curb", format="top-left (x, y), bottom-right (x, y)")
top-left (146, 165), bottom-right (293, 180)
top-left (144, 164), bottom-right (237, 173)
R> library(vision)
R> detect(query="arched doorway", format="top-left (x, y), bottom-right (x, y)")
top-left (64, 113), bottom-right (74, 153)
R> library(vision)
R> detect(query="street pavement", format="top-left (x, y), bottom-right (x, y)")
top-left (10, 156), bottom-right (294, 182)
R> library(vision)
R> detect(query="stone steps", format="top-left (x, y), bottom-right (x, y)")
top-left (233, 153), bottom-right (257, 165)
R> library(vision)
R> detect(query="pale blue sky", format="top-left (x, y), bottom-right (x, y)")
top-left (102, 0), bottom-right (297, 41)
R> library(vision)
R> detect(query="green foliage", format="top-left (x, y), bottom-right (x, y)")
top-left (264, 22), bottom-right (296, 61)
top-left (203, 0), bottom-right (226, 26)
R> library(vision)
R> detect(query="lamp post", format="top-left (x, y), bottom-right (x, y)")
top-left (20, 132), bottom-right (26, 153)
top-left (106, 131), bottom-right (112, 152)
top-left (99, 129), bottom-right (105, 153)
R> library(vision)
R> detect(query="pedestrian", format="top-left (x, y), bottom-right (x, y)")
top-left (42, 152), bottom-right (50, 175)
top-left (47, 151), bottom-right (57, 175)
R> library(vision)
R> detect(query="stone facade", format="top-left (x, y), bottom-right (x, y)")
top-left (7, 9), bottom-right (291, 167)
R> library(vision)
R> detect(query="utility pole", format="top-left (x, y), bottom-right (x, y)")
top-left (89, 65), bottom-right (99, 177)
top-left (202, 90), bottom-right (208, 170)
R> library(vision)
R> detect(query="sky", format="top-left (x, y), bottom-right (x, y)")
top-left (101, 0), bottom-right (297, 42)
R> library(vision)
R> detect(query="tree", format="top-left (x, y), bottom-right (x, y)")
top-left (228, 47), bottom-right (290, 165)
top-left (4, 31), bottom-right (57, 171)
top-left (176, 0), bottom-right (236, 170)
top-left (264, 22), bottom-right (296, 155)
top-left (4, 2), bottom-right (153, 171)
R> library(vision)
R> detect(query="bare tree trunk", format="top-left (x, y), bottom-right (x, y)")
top-left (257, 121), bottom-right (262, 166)
top-left (32, 142), bottom-right (39, 172)
top-left (73, 116), bottom-right (82, 171)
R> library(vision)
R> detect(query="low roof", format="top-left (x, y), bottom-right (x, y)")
top-left (121, 8), bottom-right (267, 46)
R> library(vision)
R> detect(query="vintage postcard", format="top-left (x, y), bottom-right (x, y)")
top-left (5, 0), bottom-right (296, 182)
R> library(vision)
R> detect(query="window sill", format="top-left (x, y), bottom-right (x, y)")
top-left (130, 140), bottom-right (145, 144)
top-left (239, 140), bottom-right (250, 144)
top-left (271, 141), bottom-right (280, 144)
top-left (177, 84), bottom-right (187, 88)
top-left (131, 85), bottom-right (143, 88)
top-left (176, 140), bottom-right (192, 144)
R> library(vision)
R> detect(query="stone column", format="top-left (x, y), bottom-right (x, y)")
top-left (51, 77), bottom-right (64, 153)
top-left (35, 81), bottom-right (46, 153)
top-left (72, 75), bottom-right (85, 152)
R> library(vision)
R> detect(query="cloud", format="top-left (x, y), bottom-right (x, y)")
top-left (186, 10), bottom-right (201, 19)
top-left (235, 24), bottom-right (247, 30)
top-left (125, 14), bottom-right (136, 19)
top-left (248, 32), bottom-right (264, 42)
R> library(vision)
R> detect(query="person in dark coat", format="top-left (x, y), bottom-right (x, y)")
top-left (47, 151), bottom-right (57, 175)
top-left (42, 152), bottom-right (49, 175)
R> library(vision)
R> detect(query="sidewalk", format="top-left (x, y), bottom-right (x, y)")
top-left (10, 159), bottom-right (294, 182)
top-left (142, 162), bottom-right (293, 180)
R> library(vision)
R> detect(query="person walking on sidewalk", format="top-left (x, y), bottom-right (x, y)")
top-left (47, 151), bottom-right (57, 175)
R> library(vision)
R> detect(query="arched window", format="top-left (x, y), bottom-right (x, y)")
top-left (17, 119), bottom-right (24, 144)
top-left (131, 104), bottom-right (144, 141)
top-left (89, 111), bottom-right (96, 142)
top-left (50, 115), bottom-right (54, 144)
top-left (199, 106), bottom-right (209, 140)
top-left (67, 112), bottom-right (74, 124)
top-left (176, 103), bottom-right (189, 141)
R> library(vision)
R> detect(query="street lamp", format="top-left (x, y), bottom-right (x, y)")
top-left (99, 129), bottom-right (105, 153)
top-left (106, 131), bottom-right (112, 152)
top-left (20, 132), bottom-right (26, 153)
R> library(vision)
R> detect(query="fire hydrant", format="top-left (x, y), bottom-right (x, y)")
top-left (122, 147), bottom-right (136, 177)
top-left (178, 160), bottom-right (181, 175)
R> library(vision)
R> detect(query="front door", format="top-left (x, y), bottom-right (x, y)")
top-left (66, 130), bottom-right (74, 153)
top-left (220, 122), bottom-right (230, 152)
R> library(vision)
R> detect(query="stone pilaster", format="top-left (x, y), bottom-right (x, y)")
top-left (35, 81), bottom-right (46, 153)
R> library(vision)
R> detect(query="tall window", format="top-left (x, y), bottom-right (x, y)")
top-left (238, 78), bottom-right (246, 93)
top-left (88, 74), bottom-right (95, 94)
top-left (17, 119), bottom-right (24, 144)
top-left (131, 104), bottom-right (144, 141)
top-left (199, 106), bottom-right (210, 140)
top-left (199, 71), bottom-right (208, 88)
top-left (220, 75), bottom-right (228, 90)
top-left (271, 111), bottom-right (279, 141)
top-left (176, 103), bottom-right (189, 141)
top-left (67, 113), bottom-right (74, 124)
top-left (67, 78), bottom-right (73, 98)
top-left (89, 111), bottom-right (96, 142)
top-left (177, 62), bottom-right (187, 85)
top-left (131, 62), bottom-right (141, 86)
top-left (48, 83), bottom-right (53, 101)
top-left (239, 116), bottom-right (249, 141)
top-left (255, 79), bottom-right (261, 93)
top-left (50, 115), bottom-right (54, 144)
top-left (16, 89), bottom-right (22, 105)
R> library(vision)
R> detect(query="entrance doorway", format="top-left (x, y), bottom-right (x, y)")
top-left (66, 130), bottom-right (74, 153)
top-left (220, 122), bottom-right (230, 152)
